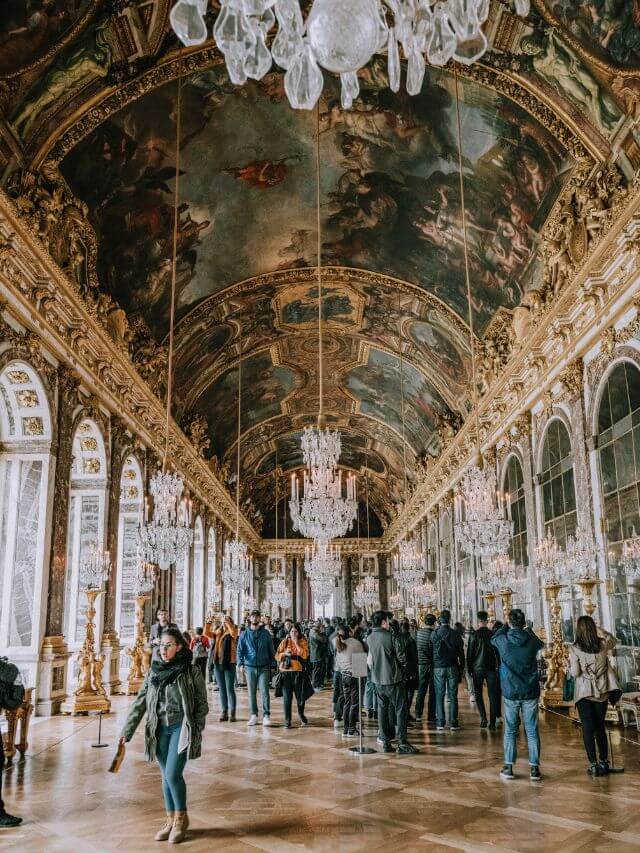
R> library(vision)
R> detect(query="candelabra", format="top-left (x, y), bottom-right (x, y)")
top-left (483, 590), bottom-right (496, 622)
top-left (62, 544), bottom-right (112, 715)
top-left (124, 557), bottom-right (157, 695)
top-left (540, 580), bottom-right (568, 708)
top-left (304, 538), bottom-right (341, 581)
top-left (223, 539), bottom-right (251, 594)
top-left (137, 471), bottom-right (193, 569)
top-left (455, 465), bottom-right (513, 558)
top-left (393, 537), bottom-right (424, 591)
top-left (353, 575), bottom-right (379, 612)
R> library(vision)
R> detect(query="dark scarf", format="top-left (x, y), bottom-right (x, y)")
top-left (150, 647), bottom-right (193, 690)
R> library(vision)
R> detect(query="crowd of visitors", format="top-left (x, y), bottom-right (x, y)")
top-left (0, 605), bottom-right (622, 843)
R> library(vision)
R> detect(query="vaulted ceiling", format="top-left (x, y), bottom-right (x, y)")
top-left (1, 1), bottom-right (636, 533)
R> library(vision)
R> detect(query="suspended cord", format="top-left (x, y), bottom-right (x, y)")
top-left (275, 446), bottom-right (278, 559)
top-left (365, 448), bottom-right (370, 548)
top-left (398, 291), bottom-right (408, 532)
top-left (164, 59), bottom-right (183, 471)
top-left (454, 67), bottom-right (481, 460)
top-left (315, 102), bottom-right (323, 427)
top-left (235, 323), bottom-right (242, 539)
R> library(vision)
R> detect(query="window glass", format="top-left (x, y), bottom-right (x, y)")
top-left (9, 460), bottom-right (42, 646)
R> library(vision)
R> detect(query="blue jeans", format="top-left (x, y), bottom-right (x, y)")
top-left (434, 666), bottom-right (459, 727)
top-left (503, 698), bottom-right (540, 766)
top-left (364, 673), bottom-right (378, 712)
top-left (332, 670), bottom-right (343, 718)
top-left (156, 723), bottom-right (187, 812)
top-left (245, 666), bottom-right (271, 717)
top-left (214, 663), bottom-right (236, 715)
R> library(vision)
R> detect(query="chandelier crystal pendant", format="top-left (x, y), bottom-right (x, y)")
top-left (138, 472), bottom-right (194, 570)
top-left (454, 464), bottom-right (513, 559)
top-left (170, 0), bottom-right (530, 111)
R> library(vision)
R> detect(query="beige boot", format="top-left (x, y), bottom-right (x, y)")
top-left (168, 811), bottom-right (189, 844)
top-left (154, 812), bottom-right (174, 841)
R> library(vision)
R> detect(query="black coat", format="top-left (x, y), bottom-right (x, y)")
top-left (466, 627), bottom-right (498, 673)
top-left (432, 624), bottom-right (465, 670)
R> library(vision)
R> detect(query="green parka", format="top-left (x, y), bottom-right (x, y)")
top-left (121, 663), bottom-right (209, 762)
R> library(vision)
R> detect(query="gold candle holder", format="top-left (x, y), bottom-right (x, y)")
top-left (500, 588), bottom-right (513, 621)
top-left (575, 576), bottom-right (602, 618)
top-left (540, 582), bottom-right (568, 708)
top-left (61, 587), bottom-right (111, 714)
top-left (484, 591), bottom-right (496, 622)
top-left (124, 593), bottom-right (152, 695)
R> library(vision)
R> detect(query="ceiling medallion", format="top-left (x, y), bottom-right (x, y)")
top-left (170, 0), bottom-right (530, 110)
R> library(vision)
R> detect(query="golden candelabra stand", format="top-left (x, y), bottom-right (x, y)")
top-left (484, 591), bottom-right (496, 622)
top-left (124, 593), bottom-right (152, 695)
top-left (575, 575), bottom-right (602, 618)
top-left (540, 582), bottom-right (569, 708)
top-left (500, 588), bottom-right (513, 621)
top-left (61, 586), bottom-right (111, 714)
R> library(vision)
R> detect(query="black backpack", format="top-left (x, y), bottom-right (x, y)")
top-left (0, 658), bottom-right (25, 711)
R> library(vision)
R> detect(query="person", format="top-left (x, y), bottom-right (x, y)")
top-left (277, 618), bottom-right (293, 643)
top-left (150, 609), bottom-right (177, 662)
top-left (211, 614), bottom-right (239, 722)
top-left (325, 618), bottom-right (336, 681)
top-left (237, 609), bottom-right (276, 726)
top-left (334, 625), bottom-right (365, 737)
top-left (409, 619), bottom-right (418, 641)
top-left (276, 622), bottom-right (310, 728)
top-left (415, 613), bottom-right (436, 724)
top-left (189, 627), bottom-right (210, 681)
top-left (466, 610), bottom-right (500, 730)
top-left (309, 621), bottom-right (329, 689)
top-left (569, 615), bottom-right (619, 776)
top-left (491, 608), bottom-right (544, 782)
top-left (330, 625), bottom-right (344, 728)
top-left (399, 619), bottom-right (419, 720)
top-left (432, 609), bottom-right (465, 732)
top-left (0, 657), bottom-right (23, 827)
top-left (182, 630), bottom-right (192, 648)
top-left (367, 610), bottom-right (419, 754)
top-left (120, 627), bottom-right (208, 844)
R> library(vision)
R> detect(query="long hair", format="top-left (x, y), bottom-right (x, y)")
top-left (575, 615), bottom-right (601, 654)
top-left (335, 625), bottom-right (348, 652)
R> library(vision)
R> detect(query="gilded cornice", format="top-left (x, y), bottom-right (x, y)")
top-left (0, 190), bottom-right (261, 549)
top-left (385, 180), bottom-right (640, 549)
top-left (258, 538), bottom-right (385, 557)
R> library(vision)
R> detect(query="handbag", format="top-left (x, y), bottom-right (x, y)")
top-left (301, 670), bottom-right (315, 703)
top-left (273, 671), bottom-right (283, 698)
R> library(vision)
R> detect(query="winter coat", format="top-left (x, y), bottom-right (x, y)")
top-left (416, 626), bottom-right (434, 668)
top-left (466, 627), bottom-right (498, 673)
top-left (121, 663), bottom-right (209, 762)
top-left (432, 624), bottom-right (465, 670)
top-left (236, 624), bottom-right (275, 669)
top-left (309, 628), bottom-right (329, 663)
top-left (491, 625), bottom-right (544, 701)
top-left (366, 627), bottom-right (406, 685)
top-left (569, 631), bottom-right (619, 702)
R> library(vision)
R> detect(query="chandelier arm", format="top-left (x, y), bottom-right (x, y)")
top-left (164, 55), bottom-right (183, 473)
top-left (453, 66), bottom-right (481, 461)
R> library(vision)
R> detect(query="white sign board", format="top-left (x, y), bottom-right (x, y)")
top-left (351, 652), bottom-right (368, 678)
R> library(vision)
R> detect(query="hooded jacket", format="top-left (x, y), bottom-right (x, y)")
top-left (491, 625), bottom-right (544, 700)
top-left (432, 624), bottom-right (465, 670)
top-left (236, 624), bottom-right (275, 669)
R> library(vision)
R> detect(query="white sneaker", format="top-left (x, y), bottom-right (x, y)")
top-left (333, 719), bottom-right (341, 729)
top-left (262, 716), bottom-right (272, 727)
top-left (248, 714), bottom-right (258, 726)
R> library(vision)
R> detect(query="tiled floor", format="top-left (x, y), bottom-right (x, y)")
top-left (2, 683), bottom-right (640, 851)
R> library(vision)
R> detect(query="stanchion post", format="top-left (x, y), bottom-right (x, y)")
top-left (349, 654), bottom-right (376, 755)
top-left (91, 710), bottom-right (109, 749)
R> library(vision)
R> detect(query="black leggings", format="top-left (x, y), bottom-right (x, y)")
top-left (341, 674), bottom-right (359, 733)
top-left (575, 698), bottom-right (608, 764)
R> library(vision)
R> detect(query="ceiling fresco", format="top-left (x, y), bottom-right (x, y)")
top-left (540, 0), bottom-right (640, 67)
top-left (60, 63), bottom-right (571, 339)
top-left (0, 0), bottom-right (95, 75)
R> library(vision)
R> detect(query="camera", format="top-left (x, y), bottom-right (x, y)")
top-left (284, 653), bottom-right (292, 669)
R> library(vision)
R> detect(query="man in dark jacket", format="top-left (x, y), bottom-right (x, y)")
top-left (432, 610), bottom-right (465, 731)
top-left (237, 610), bottom-right (276, 726)
top-left (149, 609), bottom-right (178, 662)
top-left (415, 613), bottom-right (436, 723)
top-left (467, 610), bottom-right (500, 729)
top-left (491, 608), bottom-right (544, 781)
top-left (309, 622), bottom-right (329, 689)
top-left (0, 658), bottom-right (22, 827)
top-left (367, 610), bottom-right (419, 754)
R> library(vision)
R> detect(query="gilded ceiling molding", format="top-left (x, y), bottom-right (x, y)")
top-left (385, 188), bottom-right (640, 550)
top-left (0, 190), bottom-right (261, 549)
top-left (257, 538), bottom-right (385, 557)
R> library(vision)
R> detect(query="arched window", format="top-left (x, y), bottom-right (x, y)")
top-left (503, 455), bottom-right (530, 613)
top-left (0, 361), bottom-right (53, 686)
top-left (174, 502), bottom-right (190, 629)
top-left (440, 510), bottom-right (453, 610)
top-left (191, 517), bottom-right (204, 628)
top-left (540, 418), bottom-right (577, 639)
top-left (115, 456), bottom-right (143, 647)
top-left (597, 361), bottom-right (640, 652)
top-left (540, 419), bottom-right (576, 546)
top-left (64, 418), bottom-right (108, 683)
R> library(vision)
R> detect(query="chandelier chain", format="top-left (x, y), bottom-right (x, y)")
top-left (236, 321), bottom-right (243, 538)
top-left (316, 102), bottom-right (323, 427)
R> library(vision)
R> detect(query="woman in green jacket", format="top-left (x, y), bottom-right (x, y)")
top-left (120, 627), bottom-right (208, 844)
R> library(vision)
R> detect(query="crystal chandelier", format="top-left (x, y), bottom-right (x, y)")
top-left (393, 537), bottom-right (424, 590)
top-left (290, 428), bottom-right (357, 541)
top-left (354, 575), bottom-right (379, 609)
top-left (481, 552), bottom-right (517, 593)
top-left (304, 538), bottom-right (341, 580)
top-left (534, 531), bottom-right (565, 586)
top-left (170, 0), bottom-right (530, 111)
top-left (565, 524), bottom-right (598, 582)
top-left (455, 465), bottom-right (513, 559)
top-left (311, 574), bottom-right (335, 606)
top-left (270, 574), bottom-right (292, 610)
top-left (80, 542), bottom-right (112, 590)
top-left (244, 593), bottom-right (258, 611)
top-left (389, 591), bottom-right (404, 611)
top-left (411, 579), bottom-right (436, 608)
top-left (137, 471), bottom-right (193, 570)
top-left (622, 533), bottom-right (640, 582)
top-left (223, 540), bottom-right (251, 594)
top-left (133, 553), bottom-right (157, 595)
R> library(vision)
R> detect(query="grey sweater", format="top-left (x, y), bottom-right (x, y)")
top-left (335, 637), bottom-right (365, 675)
top-left (569, 631), bottom-right (618, 702)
